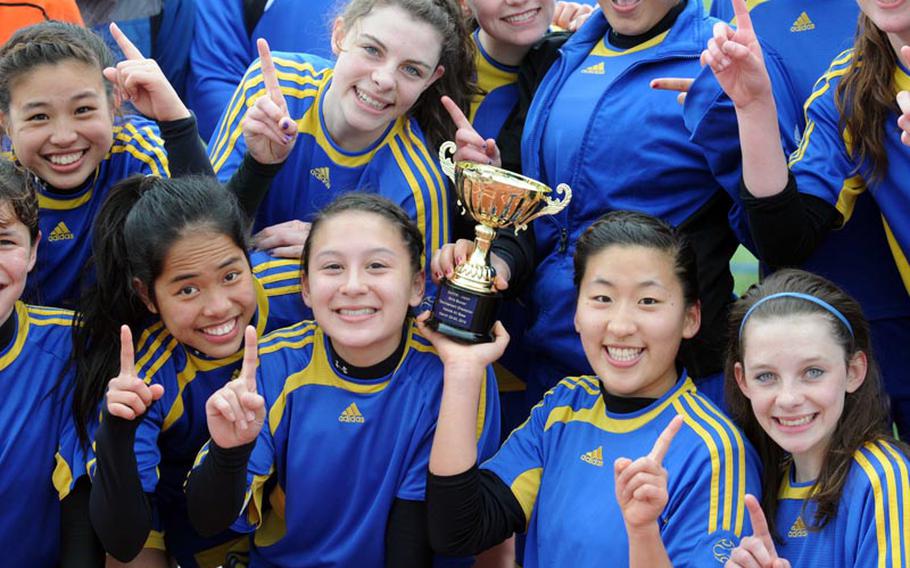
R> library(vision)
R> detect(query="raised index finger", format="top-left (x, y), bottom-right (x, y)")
top-left (745, 494), bottom-right (778, 558)
top-left (109, 22), bottom-right (145, 60)
top-left (257, 38), bottom-right (284, 107)
top-left (731, 0), bottom-right (754, 33)
top-left (441, 95), bottom-right (473, 131)
top-left (648, 414), bottom-right (683, 464)
top-left (241, 325), bottom-right (259, 391)
top-left (119, 324), bottom-right (136, 377)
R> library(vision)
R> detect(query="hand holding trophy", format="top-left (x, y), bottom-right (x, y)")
top-left (428, 141), bottom-right (571, 343)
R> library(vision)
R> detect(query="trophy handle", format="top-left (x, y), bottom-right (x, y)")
top-left (514, 183), bottom-right (572, 233)
top-left (438, 141), bottom-right (457, 183)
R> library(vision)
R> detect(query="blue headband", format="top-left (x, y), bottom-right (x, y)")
top-left (738, 292), bottom-right (854, 339)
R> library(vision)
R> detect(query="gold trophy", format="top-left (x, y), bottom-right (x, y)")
top-left (428, 141), bottom-right (572, 343)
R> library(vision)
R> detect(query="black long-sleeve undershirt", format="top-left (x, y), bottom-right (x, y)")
top-left (426, 465), bottom-right (525, 556)
top-left (88, 411), bottom-right (154, 562)
top-left (223, 153), bottom-right (283, 221)
top-left (741, 173), bottom-right (840, 267)
top-left (60, 476), bottom-right (105, 567)
top-left (158, 113), bottom-right (213, 177)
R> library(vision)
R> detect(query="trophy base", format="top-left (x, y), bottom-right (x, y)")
top-left (428, 280), bottom-right (500, 344)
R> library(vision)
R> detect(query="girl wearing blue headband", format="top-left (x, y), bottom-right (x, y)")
top-left (725, 269), bottom-right (909, 567)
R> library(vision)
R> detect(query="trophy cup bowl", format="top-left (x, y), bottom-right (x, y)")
top-left (428, 141), bottom-right (571, 343)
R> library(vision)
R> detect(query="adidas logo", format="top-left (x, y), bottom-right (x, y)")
top-left (580, 446), bottom-right (603, 467)
top-left (788, 516), bottom-right (808, 538)
top-left (338, 402), bottom-right (365, 424)
top-left (48, 221), bottom-right (74, 242)
top-left (790, 12), bottom-right (815, 32)
top-left (581, 62), bottom-right (605, 75)
top-left (311, 167), bottom-right (331, 189)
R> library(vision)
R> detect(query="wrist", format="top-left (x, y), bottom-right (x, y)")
top-left (624, 521), bottom-right (662, 540)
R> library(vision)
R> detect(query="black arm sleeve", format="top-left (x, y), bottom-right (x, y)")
top-left (60, 476), bottom-right (105, 568)
top-left (742, 173), bottom-right (841, 267)
top-left (88, 412), bottom-right (153, 562)
top-left (223, 153), bottom-right (284, 221)
top-left (426, 465), bottom-right (525, 556)
top-left (186, 440), bottom-right (254, 538)
top-left (490, 224), bottom-right (535, 296)
top-left (159, 114), bottom-right (214, 177)
top-left (385, 499), bottom-right (433, 568)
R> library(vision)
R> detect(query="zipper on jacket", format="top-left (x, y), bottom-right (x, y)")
top-left (559, 228), bottom-right (569, 254)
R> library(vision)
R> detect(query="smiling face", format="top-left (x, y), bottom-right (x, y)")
top-left (467, 0), bottom-right (555, 65)
top-left (1, 61), bottom-right (113, 191)
top-left (139, 230), bottom-right (257, 359)
top-left (858, 0), bottom-right (910, 50)
top-left (323, 4), bottom-right (446, 151)
top-left (735, 314), bottom-right (867, 481)
top-left (597, 0), bottom-right (678, 36)
top-left (574, 245), bottom-right (700, 398)
top-left (0, 202), bottom-right (37, 326)
top-left (301, 210), bottom-right (424, 368)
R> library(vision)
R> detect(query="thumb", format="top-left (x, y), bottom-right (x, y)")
top-left (149, 383), bottom-right (165, 401)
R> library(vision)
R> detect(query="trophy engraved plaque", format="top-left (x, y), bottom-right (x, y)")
top-left (428, 141), bottom-right (572, 343)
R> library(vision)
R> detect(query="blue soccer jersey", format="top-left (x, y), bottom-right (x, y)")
top-left (2, 115), bottom-right (169, 308)
top-left (201, 320), bottom-right (500, 566)
top-left (0, 303), bottom-right (75, 567)
top-left (469, 29), bottom-right (519, 141)
top-left (482, 374), bottom-right (761, 567)
top-left (207, 53), bottom-right (450, 299)
top-left (789, 53), bottom-right (910, 295)
top-left (774, 440), bottom-right (909, 566)
top-left (123, 257), bottom-right (305, 567)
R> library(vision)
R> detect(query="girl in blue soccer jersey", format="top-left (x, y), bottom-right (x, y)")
top-left (422, 210), bottom-right (761, 567)
top-left (0, 21), bottom-right (210, 308)
top-left (0, 159), bottom-right (99, 566)
top-left (701, 0), bottom-right (910, 436)
top-left (185, 193), bottom-right (500, 567)
top-left (207, 0), bottom-right (471, 289)
top-left (721, 270), bottom-right (910, 566)
top-left (72, 175), bottom-right (307, 568)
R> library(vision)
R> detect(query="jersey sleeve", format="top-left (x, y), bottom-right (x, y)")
top-left (133, 353), bottom-right (181, 494)
top-left (251, 252), bottom-right (311, 331)
top-left (661, 393), bottom-right (763, 566)
top-left (229, 370), bottom-right (279, 534)
top-left (187, 0), bottom-right (253, 140)
top-left (479, 386), bottom-right (551, 528)
top-left (787, 53), bottom-right (866, 224)
top-left (850, 441), bottom-right (910, 567)
top-left (110, 117), bottom-right (170, 178)
top-left (379, 125), bottom-right (452, 307)
top-left (207, 60), bottom-right (261, 182)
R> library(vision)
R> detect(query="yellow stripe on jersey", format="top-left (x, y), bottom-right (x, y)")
top-left (880, 441), bottom-right (910, 564)
top-left (672, 397), bottom-right (721, 534)
top-left (37, 167), bottom-right (101, 210)
top-left (258, 322), bottom-right (318, 356)
top-left (246, 468), bottom-right (276, 528)
top-left (470, 51), bottom-right (518, 123)
top-left (254, 485), bottom-right (288, 548)
top-left (408, 121), bottom-right (450, 244)
top-left (476, 367), bottom-right (489, 442)
top-left (389, 137), bottom-right (429, 255)
top-left (257, 271), bottom-right (301, 286)
top-left (209, 59), bottom-right (326, 166)
top-left (0, 302), bottom-right (29, 371)
top-left (680, 393), bottom-right (738, 533)
top-left (777, 466), bottom-right (815, 500)
top-left (400, 122), bottom-right (447, 254)
top-left (253, 259), bottom-right (300, 273)
top-left (865, 442), bottom-right (905, 566)
top-left (544, 378), bottom-right (697, 433)
top-left (693, 392), bottom-right (750, 535)
top-left (145, 530), bottom-right (166, 550)
top-left (52, 451), bottom-right (74, 500)
top-left (591, 30), bottom-right (668, 57)
top-left (162, 364), bottom-right (201, 432)
top-left (121, 122), bottom-right (169, 176)
top-left (26, 306), bottom-right (74, 317)
top-left (511, 467), bottom-right (543, 528)
top-left (855, 448), bottom-right (889, 568)
top-left (264, 284), bottom-right (302, 296)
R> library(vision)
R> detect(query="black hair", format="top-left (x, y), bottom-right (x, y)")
top-left (301, 192), bottom-right (424, 276)
top-left (71, 174), bottom-right (250, 446)
top-left (0, 21), bottom-right (114, 113)
top-left (0, 158), bottom-right (39, 243)
top-left (573, 210), bottom-right (699, 306)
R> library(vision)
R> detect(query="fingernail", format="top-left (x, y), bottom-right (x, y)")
top-left (456, 256), bottom-right (465, 265)
top-left (446, 268), bottom-right (453, 277)
top-left (284, 134), bottom-right (292, 144)
top-left (280, 119), bottom-right (290, 130)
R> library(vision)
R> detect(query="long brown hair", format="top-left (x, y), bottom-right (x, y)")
top-left (725, 269), bottom-right (907, 541)
top-left (834, 14), bottom-right (898, 182)
top-left (336, 0), bottom-right (479, 151)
